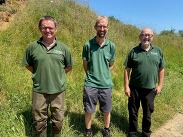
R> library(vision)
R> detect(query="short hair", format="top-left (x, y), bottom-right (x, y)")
top-left (38, 15), bottom-right (57, 29)
top-left (140, 28), bottom-right (154, 35)
top-left (94, 16), bottom-right (108, 27)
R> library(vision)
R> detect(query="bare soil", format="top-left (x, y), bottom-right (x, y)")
top-left (0, 0), bottom-right (25, 31)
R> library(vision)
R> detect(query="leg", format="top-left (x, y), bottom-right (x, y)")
top-left (99, 88), bottom-right (112, 127)
top-left (84, 113), bottom-right (93, 137)
top-left (85, 112), bottom-right (92, 129)
top-left (83, 86), bottom-right (98, 137)
top-left (128, 86), bottom-right (140, 137)
top-left (50, 92), bottom-right (65, 137)
top-left (32, 92), bottom-right (48, 137)
top-left (141, 88), bottom-right (156, 137)
top-left (103, 112), bottom-right (110, 128)
top-left (102, 112), bottom-right (111, 137)
top-left (99, 88), bottom-right (112, 137)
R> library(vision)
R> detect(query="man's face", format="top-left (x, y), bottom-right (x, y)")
top-left (139, 28), bottom-right (153, 47)
top-left (40, 20), bottom-right (57, 40)
top-left (95, 19), bottom-right (108, 38)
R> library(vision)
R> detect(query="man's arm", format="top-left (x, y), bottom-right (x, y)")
top-left (156, 67), bottom-right (165, 94)
top-left (124, 67), bottom-right (131, 97)
top-left (65, 66), bottom-right (72, 73)
top-left (83, 60), bottom-right (88, 74)
top-left (109, 61), bottom-right (114, 72)
top-left (25, 66), bottom-right (33, 73)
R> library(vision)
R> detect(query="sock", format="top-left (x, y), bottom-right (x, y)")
top-left (85, 128), bottom-right (92, 132)
top-left (104, 127), bottom-right (110, 131)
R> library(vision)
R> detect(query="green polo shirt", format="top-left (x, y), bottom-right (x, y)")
top-left (82, 37), bottom-right (116, 88)
top-left (22, 38), bottom-right (73, 94)
top-left (124, 44), bottom-right (166, 89)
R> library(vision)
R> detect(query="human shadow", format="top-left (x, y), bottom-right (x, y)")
top-left (110, 110), bottom-right (129, 134)
top-left (17, 107), bottom-right (55, 137)
top-left (65, 111), bottom-right (101, 136)
top-left (17, 106), bottom-right (35, 137)
top-left (18, 109), bottom-right (101, 136)
top-left (111, 110), bottom-right (143, 136)
top-left (19, 108), bottom-right (134, 136)
top-left (17, 107), bottom-right (54, 137)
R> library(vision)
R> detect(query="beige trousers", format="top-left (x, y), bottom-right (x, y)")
top-left (32, 92), bottom-right (65, 134)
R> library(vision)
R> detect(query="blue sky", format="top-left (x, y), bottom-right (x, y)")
top-left (77, 0), bottom-right (183, 34)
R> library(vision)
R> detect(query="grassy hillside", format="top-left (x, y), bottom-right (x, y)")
top-left (0, 0), bottom-right (25, 27)
top-left (0, 0), bottom-right (183, 136)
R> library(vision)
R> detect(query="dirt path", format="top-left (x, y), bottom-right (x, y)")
top-left (151, 113), bottom-right (183, 137)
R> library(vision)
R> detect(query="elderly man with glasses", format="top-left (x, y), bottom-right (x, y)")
top-left (124, 28), bottom-right (166, 137)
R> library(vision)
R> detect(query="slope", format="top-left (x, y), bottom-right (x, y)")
top-left (0, 0), bottom-right (183, 136)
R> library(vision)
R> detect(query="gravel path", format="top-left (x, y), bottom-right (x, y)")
top-left (151, 113), bottom-right (183, 137)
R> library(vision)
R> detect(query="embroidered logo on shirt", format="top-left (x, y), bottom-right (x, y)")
top-left (150, 52), bottom-right (158, 56)
top-left (52, 50), bottom-right (63, 55)
top-left (105, 52), bottom-right (111, 59)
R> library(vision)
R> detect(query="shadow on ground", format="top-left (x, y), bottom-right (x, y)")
top-left (18, 108), bottom-right (134, 136)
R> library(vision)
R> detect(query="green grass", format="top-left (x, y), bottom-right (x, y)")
top-left (0, 0), bottom-right (183, 136)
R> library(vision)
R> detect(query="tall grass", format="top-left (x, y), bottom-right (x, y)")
top-left (0, 0), bottom-right (183, 136)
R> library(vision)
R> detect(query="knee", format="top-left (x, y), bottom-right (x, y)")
top-left (103, 112), bottom-right (110, 116)
top-left (35, 120), bottom-right (47, 133)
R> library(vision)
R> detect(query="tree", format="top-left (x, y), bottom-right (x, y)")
top-left (160, 29), bottom-right (176, 36)
top-left (178, 30), bottom-right (183, 37)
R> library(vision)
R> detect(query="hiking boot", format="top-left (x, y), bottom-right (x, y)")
top-left (84, 130), bottom-right (93, 137)
top-left (102, 129), bottom-right (110, 137)
top-left (126, 133), bottom-right (138, 137)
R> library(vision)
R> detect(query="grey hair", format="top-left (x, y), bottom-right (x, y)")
top-left (38, 15), bottom-right (57, 29)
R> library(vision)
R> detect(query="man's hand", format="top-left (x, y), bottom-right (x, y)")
top-left (124, 86), bottom-right (131, 97)
top-left (155, 85), bottom-right (162, 95)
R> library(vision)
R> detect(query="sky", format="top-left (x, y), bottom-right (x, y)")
top-left (77, 0), bottom-right (183, 34)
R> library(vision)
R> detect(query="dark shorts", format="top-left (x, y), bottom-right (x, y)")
top-left (83, 86), bottom-right (112, 113)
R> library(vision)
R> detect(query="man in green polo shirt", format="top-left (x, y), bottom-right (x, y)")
top-left (124, 28), bottom-right (166, 137)
top-left (22, 16), bottom-right (73, 137)
top-left (82, 16), bottom-right (116, 137)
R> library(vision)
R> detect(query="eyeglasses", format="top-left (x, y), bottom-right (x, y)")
top-left (96, 25), bottom-right (108, 29)
top-left (41, 27), bottom-right (55, 31)
top-left (140, 34), bottom-right (153, 38)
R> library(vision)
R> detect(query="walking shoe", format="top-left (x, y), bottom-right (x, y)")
top-left (102, 129), bottom-right (110, 137)
top-left (126, 133), bottom-right (138, 137)
top-left (84, 130), bottom-right (93, 137)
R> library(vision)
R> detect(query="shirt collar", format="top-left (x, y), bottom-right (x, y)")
top-left (37, 37), bottom-right (57, 46)
top-left (138, 43), bottom-right (154, 51)
top-left (93, 37), bottom-right (109, 46)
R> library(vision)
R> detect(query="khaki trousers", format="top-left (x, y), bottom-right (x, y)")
top-left (32, 92), bottom-right (65, 134)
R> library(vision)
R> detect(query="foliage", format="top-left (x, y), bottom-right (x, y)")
top-left (178, 30), bottom-right (183, 37)
top-left (0, 0), bottom-right (183, 136)
top-left (160, 28), bottom-right (176, 36)
top-left (160, 28), bottom-right (183, 38)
